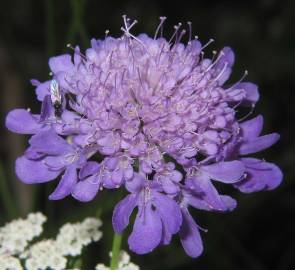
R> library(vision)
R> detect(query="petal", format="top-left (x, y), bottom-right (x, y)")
top-left (152, 192), bottom-right (182, 235)
top-left (79, 161), bottom-right (100, 179)
top-left (40, 95), bottom-right (54, 122)
top-left (112, 194), bottom-right (138, 233)
top-left (49, 164), bottom-right (77, 200)
top-left (6, 109), bottom-right (42, 134)
top-left (161, 219), bottom-right (173, 245)
top-left (162, 179), bottom-right (180, 195)
top-left (215, 47), bottom-right (235, 85)
top-left (35, 80), bottom-right (50, 101)
top-left (202, 161), bottom-right (245, 183)
top-left (16, 156), bottom-right (61, 184)
top-left (125, 173), bottom-right (145, 193)
top-left (29, 129), bottom-right (72, 156)
top-left (190, 174), bottom-right (232, 211)
top-left (220, 195), bottom-right (237, 211)
top-left (240, 115), bottom-right (263, 140)
top-left (43, 156), bottom-right (66, 170)
top-left (239, 133), bottom-right (280, 155)
top-left (128, 204), bottom-right (162, 254)
top-left (71, 175), bottom-right (100, 202)
top-left (239, 82), bottom-right (259, 106)
top-left (235, 158), bottom-right (283, 193)
top-left (49, 54), bottom-right (73, 73)
top-left (111, 169), bottom-right (124, 185)
top-left (179, 209), bottom-right (203, 258)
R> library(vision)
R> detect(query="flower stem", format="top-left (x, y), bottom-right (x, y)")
top-left (110, 232), bottom-right (123, 270)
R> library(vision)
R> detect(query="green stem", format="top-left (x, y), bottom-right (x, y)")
top-left (0, 162), bottom-right (18, 218)
top-left (110, 233), bottom-right (123, 270)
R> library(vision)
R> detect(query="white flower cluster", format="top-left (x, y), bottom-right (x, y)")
top-left (0, 214), bottom-right (103, 270)
top-left (0, 212), bottom-right (46, 256)
top-left (56, 217), bottom-right (103, 256)
top-left (21, 240), bottom-right (66, 270)
top-left (95, 251), bottom-right (140, 270)
top-left (0, 255), bottom-right (23, 270)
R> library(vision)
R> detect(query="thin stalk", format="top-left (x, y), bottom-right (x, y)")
top-left (110, 233), bottom-right (123, 270)
top-left (0, 162), bottom-right (18, 218)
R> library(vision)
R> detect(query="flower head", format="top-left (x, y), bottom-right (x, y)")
top-left (6, 16), bottom-right (283, 257)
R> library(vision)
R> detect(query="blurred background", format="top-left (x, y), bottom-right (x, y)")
top-left (0, 0), bottom-right (294, 269)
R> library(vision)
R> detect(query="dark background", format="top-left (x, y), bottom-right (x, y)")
top-left (0, 0), bottom-right (294, 269)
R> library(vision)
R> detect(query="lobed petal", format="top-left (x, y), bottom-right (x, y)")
top-left (49, 54), bottom-right (74, 73)
top-left (6, 109), bottom-right (42, 134)
top-left (49, 164), bottom-right (77, 200)
top-left (16, 155), bottom-right (61, 184)
top-left (235, 158), bottom-right (283, 193)
top-left (152, 191), bottom-right (182, 235)
top-left (202, 160), bottom-right (245, 183)
top-left (71, 175), bottom-right (100, 202)
top-left (112, 194), bottom-right (138, 233)
top-left (240, 115), bottom-right (263, 140)
top-left (79, 161), bottom-right (100, 179)
top-left (128, 203), bottom-right (162, 254)
top-left (239, 133), bottom-right (280, 155)
top-left (29, 129), bottom-right (73, 156)
top-left (179, 209), bottom-right (203, 258)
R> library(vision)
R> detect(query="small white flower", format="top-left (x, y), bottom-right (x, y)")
top-left (96, 251), bottom-right (140, 270)
top-left (22, 240), bottom-right (67, 270)
top-left (0, 212), bottom-right (46, 256)
top-left (95, 264), bottom-right (110, 270)
top-left (0, 254), bottom-right (23, 270)
top-left (56, 217), bottom-right (102, 256)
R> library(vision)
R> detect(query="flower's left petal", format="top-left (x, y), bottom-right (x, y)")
top-left (179, 209), bottom-right (203, 258)
top-left (71, 175), bottom-right (100, 202)
top-left (6, 109), bottom-right (42, 134)
top-left (112, 194), bottom-right (138, 234)
top-left (49, 54), bottom-right (73, 73)
top-left (202, 160), bottom-right (245, 183)
top-left (152, 192), bottom-right (182, 235)
top-left (16, 156), bottom-right (61, 184)
top-left (128, 204), bottom-right (162, 254)
top-left (235, 158), bottom-right (283, 193)
top-left (49, 164), bottom-right (77, 200)
top-left (239, 133), bottom-right (280, 155)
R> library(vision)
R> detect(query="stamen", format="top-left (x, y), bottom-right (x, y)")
top-left (66, 43), bottom-right (87, 60)
top-left (212, 62), bottom-right (228, 82)
top-left (187, 21), bottom-right (192, 43)
top-left (105, 29), bottom-right (110, 38)
top-left (201, 38), bottom-right (214, 50)
top-left (168, 23), bottom-right (182, 44)
top-left (238, 104), bottom-right (255, 122)
top-left (154, 16), bottom-right (167, 39)
top-left (204, 50), bottom-right (224, 73)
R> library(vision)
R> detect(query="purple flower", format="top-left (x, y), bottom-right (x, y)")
top-left (112, 173), bottom-right (182, 254)
top-left (5, 16), bottom-right (283, 258)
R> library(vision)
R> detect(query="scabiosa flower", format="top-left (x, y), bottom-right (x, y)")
top-left (6, 16), bottom-right (283, 258)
